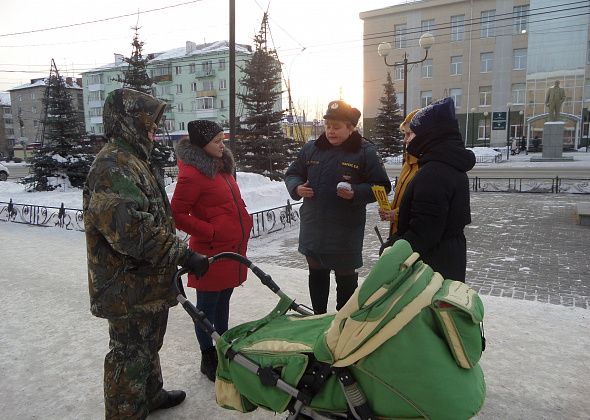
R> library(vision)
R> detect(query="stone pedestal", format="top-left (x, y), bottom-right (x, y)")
top-left (530, 121), bottom-right (573, 162)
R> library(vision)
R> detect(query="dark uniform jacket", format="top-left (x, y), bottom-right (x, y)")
top-left (83, 90), bottom-right (191, 319)
top-left (391, 120), bottom-right (475, 282)
top-left (285, 131), bottom-right (391, 256)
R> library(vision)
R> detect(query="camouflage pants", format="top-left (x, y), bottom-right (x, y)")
top-left (104, 310), bottom-right (168, 419)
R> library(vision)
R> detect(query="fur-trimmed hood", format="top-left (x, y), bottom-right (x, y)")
top-left (175, 137), bottom-right (236, 178)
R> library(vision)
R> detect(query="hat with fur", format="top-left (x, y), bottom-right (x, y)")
top-left (409, 97), bottom-right (456, 137)
top-left (323, 100), bottom-right (361, 126)
top-left (188, 120), bottom-right (223, 148)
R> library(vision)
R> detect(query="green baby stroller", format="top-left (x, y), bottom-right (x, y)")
top-left (174, 239), bottom-right (486, 419)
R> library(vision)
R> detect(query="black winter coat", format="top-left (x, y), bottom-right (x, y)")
top-left (391, 120), bottom-right (475, 282)
top-left (285, 131), bottom-right (391, 257)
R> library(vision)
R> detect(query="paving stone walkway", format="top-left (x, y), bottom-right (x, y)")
top-left (248, 192), bottom-right (590, 309)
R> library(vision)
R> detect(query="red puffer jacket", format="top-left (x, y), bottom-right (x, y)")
top-left (171, 140), bottom-right (252, 291)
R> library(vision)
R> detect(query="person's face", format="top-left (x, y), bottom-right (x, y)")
top-left (147, 123), bottom-right (158, 142)
top-left (324, 119), bottom-right (354, 146)
top-left (203, 132), bottom-right (225, 158)
top-left (402, 127), bottom-right (416, 144)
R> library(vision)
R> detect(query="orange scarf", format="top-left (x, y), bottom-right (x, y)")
top-left (389, 154), bottom-right (419, 236)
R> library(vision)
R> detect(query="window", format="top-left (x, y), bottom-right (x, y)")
top-left (219, 79), bottom-right (227, 90)
top-left (152, 66), bottom-right (171, 77)
top-left (89, 107), bottom-right (102, 117)
top-left (89, 74), bottom-right (103, 84)
top-left (480, 52), bottom-right (493, 73)
top-left (420, 91), bottom-right (433, 107)
top-left (177, 103), bottom-right (184, 112)
top-left (513, 5), bottom-right (529, 34)
top-left (31, 93), bottom-right (36, 100)
top-left (202, 61), bottom-right (213, 74)
top-left (32, 106), bottom-right (37, 113)
top-left (512, 83), bottom-right (526, 104)
top-left (394, 67), bottom-right (404, 80)
top-left (88, 91), bottom-right (104, 101)
top-left (176, 84), bottom-right (183, 94)
top-left (203, 80), bottom-right (214, 90)
top-left (450, 56), bottom-right (462, 75)
top-left (179, 122), bottom-right (185, 130)
top-left (175, 66), bottom-right (182, 75)
top-left (218, 59), bottom-right (226, 70)
top-left (480, 10), bottom-right (495, 38)
top-left (421, 19), bottom-right (435, 34)
top-left (197, 97), bottom-right (214, 109)
top-left (421, 59), bottom-right (433, 78)
top-left (479, 86), bottom-right (492, 106)
top-left (450, 88), bottom-right (462, 108)
top-left (220, 99), bottom-right (226, 109)
top-left (394, 24), bottom-right (407, 48)
top-left (33, 120), bottom-right (38, 128)
top-left (165, 120), bottom-right (175, 131)
top-left (189, 63), bottom-right (196, 74)
top-left (513, 49), bottom-right (527, 70)
top-left (451, 15), bottom-right (464, 42)
top-left (191, 82), bottom-right (198, 92)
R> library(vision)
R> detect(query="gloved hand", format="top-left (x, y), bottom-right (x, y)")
top-left (184, 251), bottom-right (209, 277)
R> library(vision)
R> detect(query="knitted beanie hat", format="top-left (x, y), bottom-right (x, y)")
top-left (188, 120), bottom-right (223, 148)
top-left (409, 97), bottom-right (456, 137)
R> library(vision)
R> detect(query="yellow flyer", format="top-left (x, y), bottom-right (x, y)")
top-left (371, 185), bottom-right (391, 211)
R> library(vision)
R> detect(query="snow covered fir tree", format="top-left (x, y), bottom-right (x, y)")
top-left (28, 60), bottom-right (92, 191)
top-left (373, 71), bottom-right (404, 157)
top-left (235, 13), bottom-right (297, 180)
top-left (116, 27), bottom-right (176, 171)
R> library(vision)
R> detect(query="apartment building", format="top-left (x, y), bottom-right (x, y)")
top-left (7, 78), bottom-right (84, 146)
top-left (81, 40), bottom-right (255, 139)
top-left (0, 92), bottom-right (15, 158)
top-left (361, 0), bottom-right (590, 148)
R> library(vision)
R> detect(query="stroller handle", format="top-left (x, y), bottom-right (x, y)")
top-left (173, 252), bottom-right (313, 316)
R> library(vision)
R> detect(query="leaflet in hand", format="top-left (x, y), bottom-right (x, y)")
top-left (371, 185), bottom-right (391, 211)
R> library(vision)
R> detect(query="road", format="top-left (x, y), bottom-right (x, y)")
top-left (4, 164), bottom-right (31, 180)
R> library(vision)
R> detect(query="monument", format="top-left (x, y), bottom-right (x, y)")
top-left (531, 80), bottom-right (573, 161)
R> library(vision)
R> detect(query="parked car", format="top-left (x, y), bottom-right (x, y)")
top-left (0, 163), bottom-right (9, 181)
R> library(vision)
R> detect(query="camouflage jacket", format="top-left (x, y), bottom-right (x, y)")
top-left (83, 89), bottom-right (191, 319)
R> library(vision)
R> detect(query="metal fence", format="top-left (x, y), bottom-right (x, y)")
top-left (387, 154), bottom-right (503, 164)
top-left (469, 176), bottom-right (590, 194)
top-left (0, 198), bottom-right (302, 236)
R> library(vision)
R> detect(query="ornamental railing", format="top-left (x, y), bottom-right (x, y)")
top-left (469, 177), bottom-right (590, 194)
top-left (0, 199), bottom-right (303, 237)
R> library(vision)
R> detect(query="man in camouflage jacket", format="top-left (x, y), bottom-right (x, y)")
top-left (83, 88), bottom-right (208, 419)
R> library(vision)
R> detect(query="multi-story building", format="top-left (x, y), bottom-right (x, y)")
top-left (81, 40), bottom-right (255, 140)
top-left (0, 92), bottom-right (15, 158)
top-left (361, 0), bottom-right (590, 149)
top-left (7, 78), bottom-right (84, 147)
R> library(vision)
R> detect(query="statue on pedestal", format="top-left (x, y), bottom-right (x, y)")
top-left (545, 80), bottom-right (565, 121)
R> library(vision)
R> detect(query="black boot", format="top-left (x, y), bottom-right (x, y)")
top-left (308, 269), bottom-right (330, 314)
top-left (335, 273), bottom-right (358, 311)
top-left (200, 347), bottom-right (218, 382)
top-left (149, 389), bottom-right (186, 412)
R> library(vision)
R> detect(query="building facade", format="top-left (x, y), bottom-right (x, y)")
top-left (81, 40), bottom-right (256, 140)
top-left (361, 0), bottom-right (590, 149)
top-left (0, 92), bottom-right (15, 158)
top-left (7, 78), bottom-right (84, 147)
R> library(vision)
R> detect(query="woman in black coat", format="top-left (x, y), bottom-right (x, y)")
top-left (386, 97), bottom-right (475, 282)
top-left (285, 100), bottom-right (391, 313)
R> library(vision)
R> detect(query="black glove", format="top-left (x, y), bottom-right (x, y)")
top-left (184, 251), bottom-right (209, 277)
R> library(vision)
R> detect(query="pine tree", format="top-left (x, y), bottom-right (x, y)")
top-left (235, 13), bottom-right (288, 180)
top-left (374, 71), bottom-right (404, 156)
top-left (116, 27), bottom-right (175, 171)
top-left (28, 59), bottom-right (91, 191)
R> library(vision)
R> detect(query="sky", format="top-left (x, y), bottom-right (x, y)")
top-left (0, 0), bottom-right (402, 119)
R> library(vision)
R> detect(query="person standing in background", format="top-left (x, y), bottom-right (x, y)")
top-left (171, 120), bottom-right (253, 382)
top-left (83, 88), bottom-right (209, 418)
top-left (285, 100), bottom-right (391, 314)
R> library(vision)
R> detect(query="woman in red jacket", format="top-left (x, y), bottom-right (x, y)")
top-left (171, 120), bottom-right (253, 382)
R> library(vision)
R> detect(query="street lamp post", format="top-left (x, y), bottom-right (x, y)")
top-left (378, 33), bottom-right (435, 117)
top-left (483, 111), bottom-right (489, 148)
top-left (519, 110), bottom-right (525, 154)
top-left (470, 107), bottom-right (477, 147)
top-left (506, 103), bottom-right (512, 160)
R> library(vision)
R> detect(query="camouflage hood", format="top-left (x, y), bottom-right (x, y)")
top-left (103, 88), bottom-right (166, 160)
